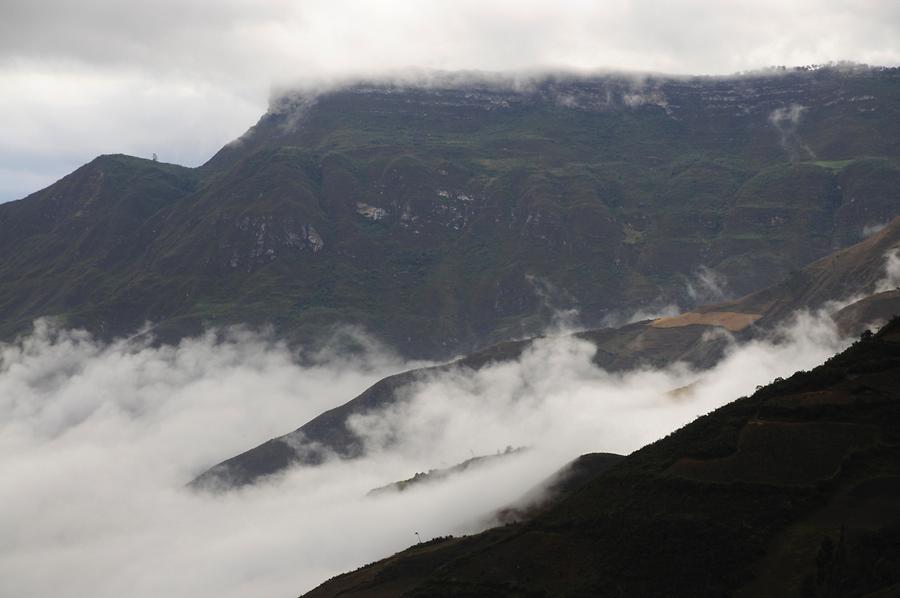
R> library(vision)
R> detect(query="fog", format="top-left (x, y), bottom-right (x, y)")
top-left (876, 249), bottom-right (900, 293)
top-left (0, 306), bottom-right (856, 598)
top-left (598, 266), bottom-right (732, 329)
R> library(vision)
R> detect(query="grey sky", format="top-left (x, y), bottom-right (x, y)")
top-left (1, 0), bottom-right (899, 202)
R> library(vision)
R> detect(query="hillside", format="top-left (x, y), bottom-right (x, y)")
top-left (713, 215), bottom-right (900, 329)
top-left (303, 316), bottom-right (900, 597)
top-left (191, 220), bottom-right (900, 490)
top-left (367, 446), bottom-right (528, 497)
top-left (1, 67), bottom-right (899, 358)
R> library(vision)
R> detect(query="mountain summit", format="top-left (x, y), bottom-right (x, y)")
top-left (1, 67), bottom-right (899, 358)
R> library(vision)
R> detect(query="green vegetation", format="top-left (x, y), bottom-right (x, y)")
top-left (1, 68), bottom-right (899, 357)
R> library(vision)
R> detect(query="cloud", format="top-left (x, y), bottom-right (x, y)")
top-left (3, 0), bottom-right (899, 82)
top-left (875, 249), bottom-right (900, 293)
top-left (684, 265), bottom-right (730, 304)
top-left (524, 274), bottom-right (582, 334)
top-left (345, 310), bottom-right (845, 465)
top-left (863, 221), bottom-right (889, 238)
top-left (768, 103), bottom-right (817, 160)
top-left (0, 67), bottom-right (261, 201)
top-left (0, 305), bottom-right (854, 597)
top-left (599, 265), bottom-right (729, 328)
top-left (2, 0), bottom-right (900, 201)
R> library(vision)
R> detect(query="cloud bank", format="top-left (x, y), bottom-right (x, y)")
top-left (0, 308), bottom-right (853, 597)
top-left (2, 0), bottom-right (900, 201)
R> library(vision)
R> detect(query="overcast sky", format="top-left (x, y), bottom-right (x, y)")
top-left (1, 0), bottom-right (899, 202)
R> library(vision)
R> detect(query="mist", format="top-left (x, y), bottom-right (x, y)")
top-left (769, 103), bottom-right (816, 160)
top-left (0, 305), bottom-right (857, 598)
top-left (875, 249), bottom-right (900, 293)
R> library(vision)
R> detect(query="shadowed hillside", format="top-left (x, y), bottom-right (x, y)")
top-left (303, 316), bottom-right (900, 597)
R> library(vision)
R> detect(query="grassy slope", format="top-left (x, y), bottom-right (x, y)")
top-left (1, 68), bottom-right (899, 357)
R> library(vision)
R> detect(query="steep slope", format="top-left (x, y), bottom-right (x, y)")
top-left (714, 215), bottom-right (900, 328)
top-left (492, 452), bottom-right (627, 524)
top-left (190, 220), bottom-right (900, 490)
top-left (303, 317), bottom-right (900, 598)
top-left (0, 155), bottom-right (199, 340)
top-left (1, 67), bottom-right (899, 357)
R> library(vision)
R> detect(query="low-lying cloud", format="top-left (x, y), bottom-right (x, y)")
top-left (685, 265), bottom-right (729, 304)
top-left (769, 103), bottom-right (816, 160)
top-left (875, 249), bottom-right (900, 293)
top-left (599, 265), bottom-right (730, 328)
top-left (0, 306), bottom-right (854, 597)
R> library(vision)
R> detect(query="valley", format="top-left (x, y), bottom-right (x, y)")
top-left (1, 65), bottom-right (899, 598)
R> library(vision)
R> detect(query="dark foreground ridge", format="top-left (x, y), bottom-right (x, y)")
top-left (302, 317), bottom-right (900, 597)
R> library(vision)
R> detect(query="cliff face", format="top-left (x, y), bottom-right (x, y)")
top-left (2, 67), bottom-right (899, 357)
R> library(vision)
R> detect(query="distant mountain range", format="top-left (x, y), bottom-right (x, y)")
top-left (1, 66), bottom-right (899, 358)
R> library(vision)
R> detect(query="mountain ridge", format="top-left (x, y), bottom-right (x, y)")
top-left (1, 67), bottom-right (899, 357)
top-left (302, 316), bottom-right (900, 597)
top-left (190, 218), bottom-right (900, 490)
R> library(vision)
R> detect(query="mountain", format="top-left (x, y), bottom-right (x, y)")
top-left (715, 215), bottom-right (900, 330)
top-left (367, 446), bottom-right (528, 497)
top-left (190, 219), bottom-right (900, 490)
top-left (2, 66), bottom-right (899, 357)
top-left (303, 316), bottom-right (900, 597)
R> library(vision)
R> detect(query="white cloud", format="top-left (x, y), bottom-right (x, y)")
top-left (0, 309), bottom-right (851, 597)
top-left (0, 67), bottom-right (261, 200)
top-left (875, 249), bottom-right (900, 293)
top-left (2, 0), bottom-right (900, 201)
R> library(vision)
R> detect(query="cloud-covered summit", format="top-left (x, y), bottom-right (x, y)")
top-left (2, 0), bottom-right (900, 201)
